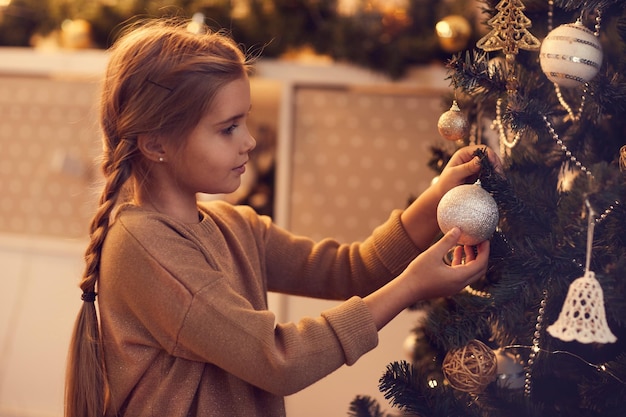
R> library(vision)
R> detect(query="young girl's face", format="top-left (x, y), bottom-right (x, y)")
top-left (164, 76), bottom-right (256, 196)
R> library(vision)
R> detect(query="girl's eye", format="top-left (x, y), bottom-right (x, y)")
top-left (222, 124), bottom-right (238, 135)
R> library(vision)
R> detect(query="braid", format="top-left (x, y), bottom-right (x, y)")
top-left (83, 138), bottom-right (137, 290)
top-left (65, 137), bottom-right (137, 417)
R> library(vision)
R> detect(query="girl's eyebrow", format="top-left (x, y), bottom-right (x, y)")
top-left (215, 105), bottom-right (252, 126)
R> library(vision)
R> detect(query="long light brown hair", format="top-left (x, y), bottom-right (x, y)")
top-left (64, 18), bottom-right (251, 417)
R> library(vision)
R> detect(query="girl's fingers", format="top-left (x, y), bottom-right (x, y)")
top-left (451, 245), bottom-right (463, 266)
top-left (463, 245), bottom-right (476, 262)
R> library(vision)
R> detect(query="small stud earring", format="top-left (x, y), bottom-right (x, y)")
top-left (158, 157), bottom-right (164, 162)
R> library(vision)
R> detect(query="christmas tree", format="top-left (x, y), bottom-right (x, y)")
top-left (350, 0), bottom-right (626, 416)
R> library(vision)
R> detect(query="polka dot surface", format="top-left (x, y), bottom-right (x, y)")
top-left (0, 76), bottom-right (100, 239)
top-left (289, 86), bottom-right (447, 242)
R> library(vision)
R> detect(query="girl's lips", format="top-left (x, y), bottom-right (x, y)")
top-left (233, 162), bottom-right (247, 175)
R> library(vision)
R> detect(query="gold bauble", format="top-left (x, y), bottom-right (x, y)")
top-left (437, 101), bottom-right (470, 142)
top-left (60, 19), bottom-right (93, 49)
top-left (436, 15), bottom-right (472, 53)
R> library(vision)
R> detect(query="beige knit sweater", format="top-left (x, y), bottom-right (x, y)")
top-left (99, 200), bottom-right (420, 416)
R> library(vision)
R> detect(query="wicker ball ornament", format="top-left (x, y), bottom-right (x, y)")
top-left (437, 101), bottom-right (470, 141)
top-left (442, 340), bottom-right (497, 393)
top-left (539, 21), bottom-right (603, 88)
top-left (437, 181), bottom-right (499, 246)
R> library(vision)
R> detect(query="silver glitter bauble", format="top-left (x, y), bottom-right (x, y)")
top-left (437, 181), bottom-right (499, 245)
top-left (437, 101), bottom-right (470, 141)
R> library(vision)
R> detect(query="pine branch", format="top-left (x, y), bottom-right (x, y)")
top-left (446, 50), bottom-right (507, 99)
top-left (348, 396), bottom-right (394, 417)
top-left (378, 361), bottom-right (481, 417)
top-left (555, 0), bottom-right (626, 12)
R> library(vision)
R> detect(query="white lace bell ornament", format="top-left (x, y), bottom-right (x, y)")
top-left (546, 270), bottom-right (616, 344)
top-left (546, 200), bottom-right (617, 344)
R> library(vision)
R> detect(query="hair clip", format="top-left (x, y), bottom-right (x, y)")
top-left (146, 79), bottom-right (174, 93)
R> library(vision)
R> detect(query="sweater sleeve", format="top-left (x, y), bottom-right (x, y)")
top-left (262, 209), bottom-right (422, 299)
top-left (175, 283), bottom-right (378, 395)
top-left (320, 296), bottom-right (378, 365)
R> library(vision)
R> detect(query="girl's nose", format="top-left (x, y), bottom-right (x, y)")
top-left (244, 131), bottom-right (256, 153)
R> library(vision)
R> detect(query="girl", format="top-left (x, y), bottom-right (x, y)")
top-left (65, 19), bottom-right (496, 417)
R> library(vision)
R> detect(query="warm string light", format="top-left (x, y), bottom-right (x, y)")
top-left (469, 123), bottom-right (477, 146)
top-left (503, 344), bottom-right (626, 385)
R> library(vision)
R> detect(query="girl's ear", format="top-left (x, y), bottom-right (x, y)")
top-left (137, 134), bottom-right (166, 163)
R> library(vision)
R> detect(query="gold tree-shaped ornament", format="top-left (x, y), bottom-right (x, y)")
top-left (477, 0), bottom-right (541, 92)
top-left (476, 0), bottom-right (541, 155)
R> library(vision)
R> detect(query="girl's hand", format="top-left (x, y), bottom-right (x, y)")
top-left (403, 227), bottom-right (489, 301)
top-left (434, 145), bottom-right (502, 199)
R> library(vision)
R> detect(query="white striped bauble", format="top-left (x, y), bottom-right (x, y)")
top-left (539, 21), bottom-right (603, 88)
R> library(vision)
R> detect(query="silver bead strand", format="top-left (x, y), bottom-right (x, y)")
top-left (547, 0), bottom-right (554, 31)
top-left (595, 200), bottom-right (620, 224)
top-left (542, 115), bottom-right (594, 178)
top-left (525, 291), bottom-right (548, 396)
top-left (594, 9), bottom-right (602, 37)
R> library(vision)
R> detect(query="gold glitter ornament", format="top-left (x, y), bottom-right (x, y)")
top-left (476, 0), bottom-right (541, 56)
top-left (60, 19), bottom-right (93, 49)
top-left (539, 21), bottom-right (603, 88)
top-left (442, 340), bottom-right (497, 393)
top-left (435, 15), bottom-right (472, 53)
top-left (437, 101), bottom-right (470, 141)
top-left (437, 180), bottom-right (499, 246)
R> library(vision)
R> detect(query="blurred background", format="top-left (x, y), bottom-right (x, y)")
top-left (0, 1), bottom-right (482, 416)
